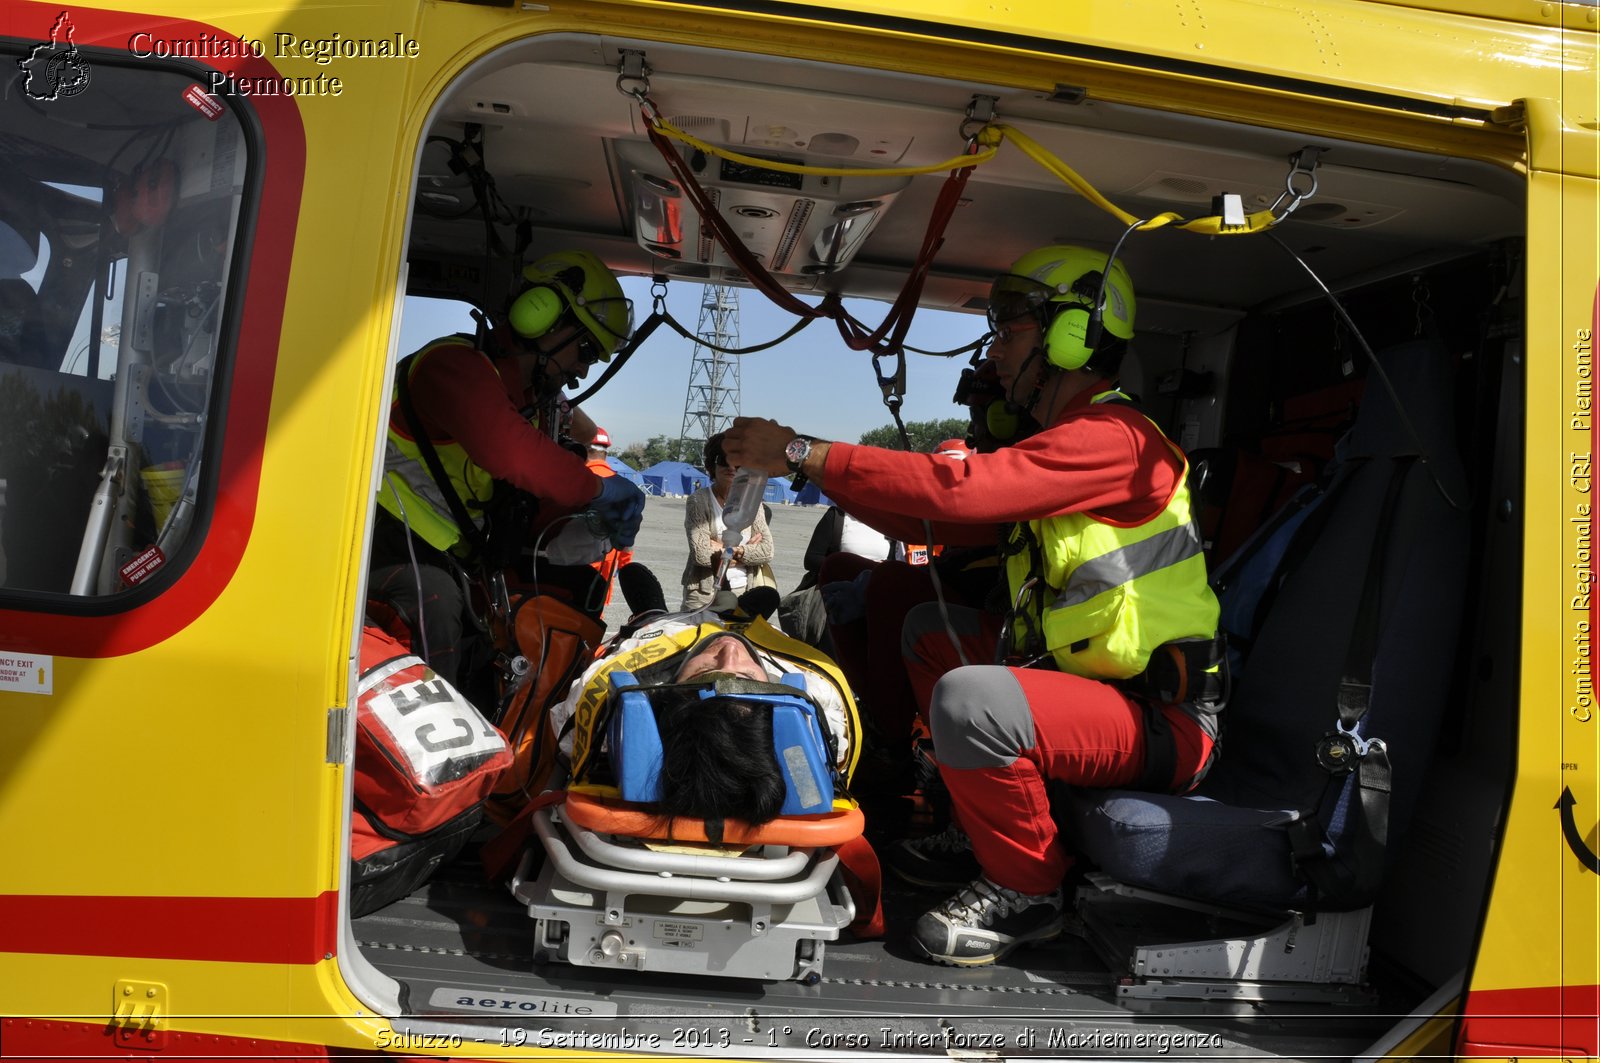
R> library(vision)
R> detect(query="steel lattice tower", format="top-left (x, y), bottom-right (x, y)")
top-left (677, 284), bottom-right (741, 464)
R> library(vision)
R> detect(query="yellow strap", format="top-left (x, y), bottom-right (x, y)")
top-left (649, 111), bottom-right (1281, 255)
top-left (652, 115), bottom-right (998, 178)
top-left (988, 124), bottom-right (1279, 235)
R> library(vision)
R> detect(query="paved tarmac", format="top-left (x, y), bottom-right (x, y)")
top-left (600, 493), bottom-right (827, 631)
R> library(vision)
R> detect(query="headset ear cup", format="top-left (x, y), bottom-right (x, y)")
top-left (508, 285), bottom-right (564, 339)
top-left (985, 400), bottom-right (1021, 441)
top-left (1044, 306), bottom-right (1093, 371)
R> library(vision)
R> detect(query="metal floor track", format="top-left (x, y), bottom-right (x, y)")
top-left (352, 858), bottom-right (1411, 1059)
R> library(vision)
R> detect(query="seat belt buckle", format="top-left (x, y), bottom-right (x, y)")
top-left (1316, 721), bottom-right (1384, 774)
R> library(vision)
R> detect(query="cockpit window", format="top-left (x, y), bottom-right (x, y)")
top-left (0, 48), bottom-right (249, 597)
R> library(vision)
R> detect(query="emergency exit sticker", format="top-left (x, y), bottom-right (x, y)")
top-left (0, 653), bottom-right (52, 695)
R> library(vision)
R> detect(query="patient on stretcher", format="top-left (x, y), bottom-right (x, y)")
top-left (547, 597), bottom-right (858, 827)
top-left (513, 588), bottom-right (873, 981)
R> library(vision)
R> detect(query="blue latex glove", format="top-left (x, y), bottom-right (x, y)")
top-left (820, 570), bottom-right (872, 625)
top-left (592, 475), bottom-right (645, 549)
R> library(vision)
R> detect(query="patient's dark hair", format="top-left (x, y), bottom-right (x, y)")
top-left (653, 685), bottom-right (785, 830)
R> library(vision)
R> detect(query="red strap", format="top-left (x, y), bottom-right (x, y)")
top-left (835, 834), bottom-right (885, 939)
top-left (479, 791), bottom-right (567, 882)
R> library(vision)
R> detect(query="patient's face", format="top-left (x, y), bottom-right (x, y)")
top-left (675, 634), bottom-right (766, 683)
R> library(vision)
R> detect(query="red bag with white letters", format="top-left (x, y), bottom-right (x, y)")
top-left (350, 625), bottom-right (512, 916)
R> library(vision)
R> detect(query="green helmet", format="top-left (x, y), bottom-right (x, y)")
top-left (988, 244), bottom-right (1135, 371)
top-left (508, 249), bottom-right (633, 360)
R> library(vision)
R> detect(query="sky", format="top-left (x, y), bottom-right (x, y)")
top-left (395, 277), bottom-right (981, 453)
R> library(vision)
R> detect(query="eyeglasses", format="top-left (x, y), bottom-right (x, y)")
top-left (575, 333), bottom-right (603, 365)
top-left (992, 319), bottom-right (1040, 345)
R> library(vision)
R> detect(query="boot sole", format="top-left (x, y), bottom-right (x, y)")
top-left (913, 926), bottom-right (1062, 967)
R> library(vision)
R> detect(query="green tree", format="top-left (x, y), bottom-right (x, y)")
top-left (631, 434), bottom-right (700, 469)
top-left (856, 417), bottom-right (969, 452)
top-left (614, 444), bottom-right (645, 471)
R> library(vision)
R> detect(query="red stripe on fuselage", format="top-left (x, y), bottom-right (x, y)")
top-left (1460, 983), bottom-right (1600, 1057)
top-left (0, 892), bottom-right (339, 964)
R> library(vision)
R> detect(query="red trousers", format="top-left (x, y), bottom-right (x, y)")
top-left (903, 603), bottom-right (1214, 895)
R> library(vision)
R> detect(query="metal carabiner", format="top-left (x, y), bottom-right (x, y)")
top-left (1335, 716), bottom-right (1372, 758)
top-left (1286, 148), bottom-right (1321, 200)
top-left (1266, 146), bottom-right (1323, 224)
top-left (872, 349), bottom-right (906, 408)
top-left (959, 94), bottom-right (999, 150)
top-left (615, 49), bottom-right (653, 107)
top-left (650, 276), bottom-right (669, 316)
top-left (992, 577), bottom-right (1041, 666)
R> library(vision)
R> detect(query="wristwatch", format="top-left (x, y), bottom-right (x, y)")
top-left (785, 435), bottom-right (815, 492)
top-left (784, 436), bottom-right (814, 473)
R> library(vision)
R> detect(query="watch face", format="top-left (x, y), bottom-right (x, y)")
top-left (785, 437), bottom-right (810, 467)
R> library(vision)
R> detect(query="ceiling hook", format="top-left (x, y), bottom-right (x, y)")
top-left (615, 49), bottom-right (652, 102)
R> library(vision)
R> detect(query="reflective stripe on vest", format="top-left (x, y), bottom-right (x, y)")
top-left (1052, 520), bottom-right (1204, 608)
top-left (375, 338), bottom-right (498, 554)
top-left (1005, 392), bottom-right (1219, 679)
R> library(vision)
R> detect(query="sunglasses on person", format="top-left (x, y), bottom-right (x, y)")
top-left (575, 332), bottom-right (603, 365)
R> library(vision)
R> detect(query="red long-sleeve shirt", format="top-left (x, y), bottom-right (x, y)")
top-left (405, 338), bottom-right (597, 514)
top-left (821, 386), bottom-right (1184, 546)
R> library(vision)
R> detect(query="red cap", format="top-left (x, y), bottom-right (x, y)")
top-left (592, 427), bottom-right (611, 448)
top-left (934, 438), bottom-right (971, 458)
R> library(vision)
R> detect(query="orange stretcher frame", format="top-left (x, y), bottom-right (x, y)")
top-left (563, 791), bottom-right (864, 847)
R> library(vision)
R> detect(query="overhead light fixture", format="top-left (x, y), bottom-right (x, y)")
top-left (617, 141), bottom-right (909, 277)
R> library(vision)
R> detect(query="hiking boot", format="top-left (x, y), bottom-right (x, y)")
top-left (885, 823), bottom-right (981, 888)
top-left (911, 876), bottom-right (1064, 966)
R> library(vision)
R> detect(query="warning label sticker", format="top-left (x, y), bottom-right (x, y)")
top-left (653, 921), bottom-right (703, 948)
top-left (120, 545), bottom-right (165, 586)
top-left (0, 654), bottom-right (52, 695)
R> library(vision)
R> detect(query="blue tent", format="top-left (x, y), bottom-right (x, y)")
top-left (640, 460), bottom-right (710, 497)
top-left (794, 481), bottom-right (832, 507)
top-left (605, 456), bottom-right (645, 485)
top-left (763, 479), bottom-right (796, 505)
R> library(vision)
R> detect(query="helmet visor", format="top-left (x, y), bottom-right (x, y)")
top-left (986, 273), bottom-right (1056, 331)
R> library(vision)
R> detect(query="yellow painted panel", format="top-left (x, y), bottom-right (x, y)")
top-left (1472, 164), bottom-right (1600, 997)
top-left (6, 0), bottom-right (1591, 1034)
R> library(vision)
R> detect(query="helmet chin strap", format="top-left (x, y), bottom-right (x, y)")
top-left (525, 327), bottom-right (578, 397)
top-left (1008, 345), bottom-right (1054, 416)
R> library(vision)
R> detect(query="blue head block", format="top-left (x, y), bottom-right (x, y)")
top-left (604, 669), bottom-right (834, 815)
top-left (606, 670), bottom-right (665, 803)
top-left (768, 674), bottom-right (834, 814)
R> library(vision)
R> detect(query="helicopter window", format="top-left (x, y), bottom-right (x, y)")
top-left (0, 46), bottom-right (250, 597)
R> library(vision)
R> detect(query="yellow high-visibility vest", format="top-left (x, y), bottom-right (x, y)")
top-left (375, 337), bottom-right (497, 554)
top-left (1005, 392), bottom-right (1219, 678)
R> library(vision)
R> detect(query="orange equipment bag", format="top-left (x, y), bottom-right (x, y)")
top-left (351, 625), bottom-right (512, 916)
top-left (483, 594), bottom-right (605, 826)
